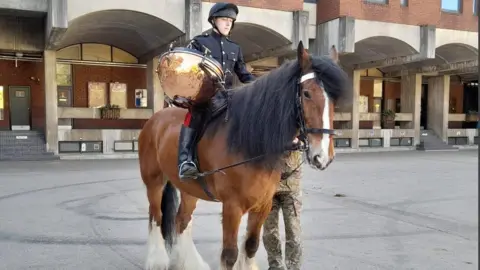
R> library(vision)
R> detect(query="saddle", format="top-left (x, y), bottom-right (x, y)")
top-left (171, 88), bottom-right (231, 200)
top-left (171, 87), bottom-right (231, 163)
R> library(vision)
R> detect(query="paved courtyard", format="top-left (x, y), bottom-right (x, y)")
top-left (0, 150), bottom-right (477, 270)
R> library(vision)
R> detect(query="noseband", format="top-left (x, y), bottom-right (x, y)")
top-left (295, 71), bottom-right (336, 154)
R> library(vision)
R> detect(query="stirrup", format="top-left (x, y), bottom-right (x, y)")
top-left (179, 161), bottom-right (199, 179)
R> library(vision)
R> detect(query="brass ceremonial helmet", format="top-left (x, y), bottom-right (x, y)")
top-left (156, 46), bottom-right (225, 104)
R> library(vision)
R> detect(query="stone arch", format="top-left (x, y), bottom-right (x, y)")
top-left (435, 43), bottom-right (478, 63)
top-left (354, 20), bottom-right (420, 52)
top-left (200, 2), bottom-right (293, 42)
top-left (342, 36), bottom-right (419, 67)
top-left (202, 22), bottom-right (292, 62)
top-left (58, 9), bottom-right (184, 63)
top-left (435, 28), bottom-right (477, 49)
top-left (67, 1), bottom-right (185, 32)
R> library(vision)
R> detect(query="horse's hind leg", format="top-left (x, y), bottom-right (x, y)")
top-left (169, 192), bottom-right (210, 270)
top-left (144, 174), bottom-right (170, 270)
top-left (233, 203), bottom-right (273, 270)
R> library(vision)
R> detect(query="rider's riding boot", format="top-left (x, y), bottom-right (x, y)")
top-left (178, 125), bottom-right (200, 180)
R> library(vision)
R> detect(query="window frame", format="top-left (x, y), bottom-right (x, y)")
top-left (364, 0), bottom-right (389, 4)
top-left (441, 0), bottom-right (462, 14)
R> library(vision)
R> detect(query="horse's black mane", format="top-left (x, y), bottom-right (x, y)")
top-left (206, 55), bottom-right (350, 171)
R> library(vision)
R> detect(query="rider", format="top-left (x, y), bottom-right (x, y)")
top-left (178, 2), bottom-right (256, 180)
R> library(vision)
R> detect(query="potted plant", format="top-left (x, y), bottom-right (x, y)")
top-left (99, 104), bottom-right (121, 120)
top-left (381, 109), bottom-right (396, 128)
top-left (466, 110), bottom-right (478, 122)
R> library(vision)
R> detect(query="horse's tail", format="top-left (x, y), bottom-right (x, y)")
top-left (160, 180), bottom-right (179, 250)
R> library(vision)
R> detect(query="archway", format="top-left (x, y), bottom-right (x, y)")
top-left (203, 22), bottom-right (292, 62)
top-left (341, 36), bottom-right (419, 68)
top-left (58, 9), bottom-right (184, 63)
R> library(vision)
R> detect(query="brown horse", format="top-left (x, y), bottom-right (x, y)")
top-left (138, 41), bottom-right (350, 270)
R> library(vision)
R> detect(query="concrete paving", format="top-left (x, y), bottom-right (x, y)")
top-left (0, 150), bottom-right (477, 270)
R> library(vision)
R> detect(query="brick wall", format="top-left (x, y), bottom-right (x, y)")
top-left (0, 60), bottom-right (45, 131)
top-left (0, 61), bottom-right (149, 132)
top-left (72, 64), bottom-right (147, 129)
top-left (202, 0), bottom-right (303, 12)
top-left (317, 0), bottom-right (478, 31)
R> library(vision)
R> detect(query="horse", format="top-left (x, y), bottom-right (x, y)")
top-left (138, 41), bottom-right (351, 270)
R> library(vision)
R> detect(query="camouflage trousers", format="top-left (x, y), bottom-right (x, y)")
top-left (263, 191), bottom-right (303, 270)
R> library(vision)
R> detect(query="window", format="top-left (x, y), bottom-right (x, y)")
top-left (441, 0), bottom-right (461, 13)
top-left (56, 63), bottom-right (72, 107)
top-left (57, 44), bottom-right (81, 60)
top-left (112, 47), bottom-right (138, 64)
top-left (57, 44), bottom-right (138, 64)
top-left (475, 0), bottom-right (478, 15)
top-left (364, 0), bottom-right (388, 4)
top-left (56, 63), bottom-right (72, 86)
top-left (82, 44), bottom-right (111, 62)
top-left (401, 0), bottom-right (408, 6)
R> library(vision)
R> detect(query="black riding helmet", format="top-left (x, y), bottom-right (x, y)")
top-left (208, 2), bottom-right (239, 32)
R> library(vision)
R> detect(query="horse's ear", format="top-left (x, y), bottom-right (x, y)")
top-left (330, 45), bottom-right (339, 64)
top-left (297, 41), bottom-right (310, 70)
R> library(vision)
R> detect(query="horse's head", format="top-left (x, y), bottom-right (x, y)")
top-left (295, 42), bottom-right (340, 171)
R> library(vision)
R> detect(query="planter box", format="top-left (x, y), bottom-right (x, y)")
top-left (100, 108), bottom-right (120, 120)
top-left (465, 114), bottom-right (478, 122)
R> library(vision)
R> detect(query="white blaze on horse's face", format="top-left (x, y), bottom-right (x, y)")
top-left (300, 72), bottom-right (335, 171)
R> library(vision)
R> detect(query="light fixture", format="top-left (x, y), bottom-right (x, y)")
top-left (14, 52), bottom-right (23, 68)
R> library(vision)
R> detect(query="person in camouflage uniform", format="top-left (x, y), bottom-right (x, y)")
top-left (263, 146), bottom-right (303, 270)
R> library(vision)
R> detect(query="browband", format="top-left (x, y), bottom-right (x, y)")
top-left (300, 72), bottom-right (315, 83)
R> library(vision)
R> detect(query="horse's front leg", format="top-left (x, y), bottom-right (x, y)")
top-left (169, 192), bottom-right (210, 270)
top-left (220, 202), bottom-right (244, 270)
top-left (233, 203), bottom-right (273, 270)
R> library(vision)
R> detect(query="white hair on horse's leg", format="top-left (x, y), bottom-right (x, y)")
top-left (145, 222), bottom-right (170, 270)
top-left (232, 235), bottom-right (259, 270)
top-left (169, 219), bottom-right (210, 270)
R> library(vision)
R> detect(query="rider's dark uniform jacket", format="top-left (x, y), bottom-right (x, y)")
top-left (188, 30), bottom-right (255, 89)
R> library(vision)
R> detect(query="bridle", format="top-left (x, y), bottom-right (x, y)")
top-left (294, 70), bottom-right (336, 159)
top-left (189, 66), bottom-right (337, 201)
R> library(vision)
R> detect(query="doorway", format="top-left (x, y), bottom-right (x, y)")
top-left (8, 86), bottom-right (31, 130)
top-left (463, 81), bottom-right (478, 129)
top-left (420, 83), bottom-right (428, 129)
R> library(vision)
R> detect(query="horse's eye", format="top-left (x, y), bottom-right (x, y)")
top-left (303, 90), bottom-right (311, 99)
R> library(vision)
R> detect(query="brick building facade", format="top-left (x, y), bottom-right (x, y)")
top-left (0, 0), bottom-right (477, 159)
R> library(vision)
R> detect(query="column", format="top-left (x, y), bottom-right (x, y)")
top-left (372, 79), bottom-right (382, 129)
top-left (427, 75), bottom-right (450, 142)
top-left (45, 0), bottom-right (68, 50)
top-left (185, 0), bottom-right (202, 41)
top-left (400, 74), bottom-right (422, 145)
top-left (44, 50), bottom-right (58, 154)
top-left (146, 57), bottom-right (164, 112)
top-left (419, 25), bottom-right (436, 59)
top-left (350, 69), bottom-right (361, 148)
top-left (315, 16), bottom-right (355, 56)
top-left (292, 10), bottom-right (309, 50)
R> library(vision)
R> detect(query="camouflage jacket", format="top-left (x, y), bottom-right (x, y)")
top-left (276, 150), bottom-right (303, 193)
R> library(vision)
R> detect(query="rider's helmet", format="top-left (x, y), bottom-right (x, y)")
top-left (208, 2), bottom-right (239, 33)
